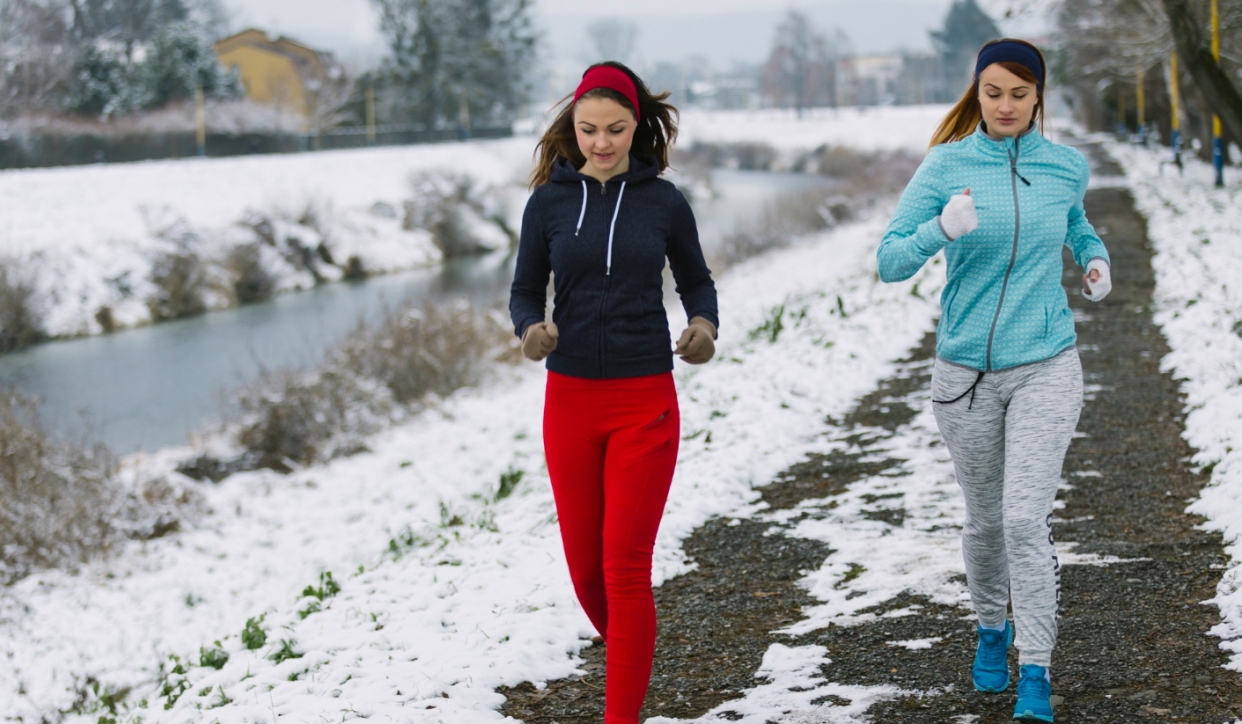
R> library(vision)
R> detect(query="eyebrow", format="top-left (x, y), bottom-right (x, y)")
top-left (577, 120), bottom-right (629, 128)
top-left (983, 83), bottom-right (1031, 90)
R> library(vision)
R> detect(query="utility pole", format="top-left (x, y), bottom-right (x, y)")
top-left (1171, 52), bottom-right (1183, 170)
top-left (1212, 0), bottom-right (1224, 187)
top-left (1118, 88), bottom-right (1127, 136)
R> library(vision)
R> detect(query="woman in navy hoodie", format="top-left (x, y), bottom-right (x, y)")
top-left (509, 61), bottom-right (719, 723)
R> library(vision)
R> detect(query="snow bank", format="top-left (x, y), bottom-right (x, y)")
top-left (1105, 141), bottom-right (1242, 671)
top-left (0, 138), bottom-right (534, 337)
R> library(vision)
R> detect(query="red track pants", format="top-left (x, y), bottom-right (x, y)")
top-left (543, 370), bottom-right (681, 724)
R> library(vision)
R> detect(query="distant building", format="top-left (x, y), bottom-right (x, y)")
top-left (214, 29), bottom-right (339, 117)
top-left (837, 54), bottom-right (905, 107)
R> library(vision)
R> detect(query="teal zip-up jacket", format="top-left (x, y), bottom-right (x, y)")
top-left (878, 124), bottom-right (1109, 371)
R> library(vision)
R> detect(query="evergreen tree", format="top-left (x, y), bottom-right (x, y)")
top-left (371, 0), bottom-right (536, 128)
top-left (136, 19), bottom-right (240, 108)
top-left (930, 0), bottom-right (1001, 99)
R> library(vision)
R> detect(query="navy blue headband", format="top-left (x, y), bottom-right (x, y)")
top-left (975, 42), bottom-right (1045, 93)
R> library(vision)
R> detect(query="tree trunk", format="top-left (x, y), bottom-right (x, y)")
top-left (1162, 0), bottom-right (1242, 145)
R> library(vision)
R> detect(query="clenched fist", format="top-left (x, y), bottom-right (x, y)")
top-left (521, 322), bottom-right (559, 361)
top-left (675, 316), bottom-right (717, 365)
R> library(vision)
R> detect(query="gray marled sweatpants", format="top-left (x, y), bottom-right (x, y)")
top-left (931, 347), bottom-right (1083, 668)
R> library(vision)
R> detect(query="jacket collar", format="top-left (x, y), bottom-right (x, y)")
top-left (970, 121), bottom-right (1044, 158)
top-left (551, 153), bottom-right (661, 185)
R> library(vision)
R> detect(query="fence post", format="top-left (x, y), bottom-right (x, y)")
top-left (195, 86), bottom-right (207, 158)
top-left (366, 87), bottom-right (377, 147)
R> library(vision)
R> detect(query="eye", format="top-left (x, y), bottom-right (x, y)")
top-left (987, 93), bottom-right (1001, 99)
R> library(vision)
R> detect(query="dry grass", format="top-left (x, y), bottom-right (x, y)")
top-left (231, 298), bottom-right (516, 471)
top-left (0, 259), bottom-right (45, 354)
top-left (225, 243), bottom-right (276, 305)
top-left (404, 171), bottom-right (515, 258)
top-left (0, 389), bottom-right (119, 584)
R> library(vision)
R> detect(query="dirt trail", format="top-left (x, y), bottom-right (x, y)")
top-left (501, 141), bottom-right (1242, 723)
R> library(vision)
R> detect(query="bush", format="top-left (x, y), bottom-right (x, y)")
top-left (147, 245), bottom-right (208, 320)
top-left (404, 171), bottom-right (511, 258)
top-left (0, 389), bottom-right (119, 584)
top-left (225, 243), bottom-right (275, 305)
top-left (0, 260), bottom-right (45, 354)
top-left (232, 298), bottom-right (514, 470)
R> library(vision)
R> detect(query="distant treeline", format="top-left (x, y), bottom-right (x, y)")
top-left (0, 124), bottom-right (514, 170)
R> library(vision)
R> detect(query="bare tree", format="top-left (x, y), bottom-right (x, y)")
top-left (1163, 0), bottom-right (1242, 146)
top-left (761, 10), bottom-right (844, 116)
top-left (0, 0), bottom-right (77, 118)
top-left (585, 17), bottom-right (637, 65)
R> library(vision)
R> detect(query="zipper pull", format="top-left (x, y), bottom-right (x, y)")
top-left (600, 182), bottom-right (606, 195)
top-left (1010, 159), bottom-right (1031, 186)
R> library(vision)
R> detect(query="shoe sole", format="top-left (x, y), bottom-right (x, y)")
top-left (973, 679), bottom-right (1010, 693)
top-left (1013, 710), bottom-right (1053, 722)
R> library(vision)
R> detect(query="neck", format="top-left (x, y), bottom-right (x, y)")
top-left (982, 120), bottom-right (1034, 141)
top-left (579, 153), bottom-right (630, 184)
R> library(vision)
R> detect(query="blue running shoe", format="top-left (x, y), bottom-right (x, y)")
top-left (1013, 664), bottom-right (1054, 722)
top-left (972, 620), bottom-right (1013, 692)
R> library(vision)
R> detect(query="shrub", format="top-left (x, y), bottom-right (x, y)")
top-left (0, 260), bottom-right (45, 354)
top-left (148, 244), bottom-right (208, 321)
top-left (225, 243), bottom-right (275, 305)
top-left (0, 388), bottom-right (119, 584)
top-left (404, 171), bottom-right (509, 258)
top-left (232, 298), bottom-right (514, 470)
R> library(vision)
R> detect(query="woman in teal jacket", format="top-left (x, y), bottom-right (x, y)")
top-left (878, 39), bottom-right (1110, 723)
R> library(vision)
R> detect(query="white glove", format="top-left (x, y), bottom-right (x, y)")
top-left (938, 190), bottom-right (978, 241)
top-left (1082, 258), bottom-right (1112, 302)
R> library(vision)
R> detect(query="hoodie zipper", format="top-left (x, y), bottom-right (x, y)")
top-left (985, 134), bottom-right (1024, 371)
top-left (596, 181), bottom-right (610, 377)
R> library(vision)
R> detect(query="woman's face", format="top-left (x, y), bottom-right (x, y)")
top-left (574, 96), bottom-right (636, 179)
top-left (977, 63), bottom-right (1038, 138)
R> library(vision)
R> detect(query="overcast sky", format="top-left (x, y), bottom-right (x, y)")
top-left (219, 0), bottom-right (1050, 74)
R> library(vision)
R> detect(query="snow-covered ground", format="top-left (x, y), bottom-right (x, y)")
top-left (677, 105), bottom-right (953, 154)
top-left (10, 107), bottom-right (1239, 724)
top-left (0, 201), bottom-right (952, 722)
top-left (1104, 141), bottom-right (1242, 671)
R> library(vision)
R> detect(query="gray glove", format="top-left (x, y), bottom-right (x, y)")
top-left (521, 322), bottom-right (558, 361)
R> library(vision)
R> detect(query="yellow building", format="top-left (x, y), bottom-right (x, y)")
top-left (214, 29), bottom-right (336, 117)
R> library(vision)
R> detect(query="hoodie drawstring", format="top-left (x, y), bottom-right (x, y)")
top-left (574, 180), bottom-right (587, 235)
top-left (606, 181), bottom-right (626, 276)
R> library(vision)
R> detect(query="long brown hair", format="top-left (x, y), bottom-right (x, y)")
top-left (929, 38), bottom-right (1047, 147)
top-left (530, 61), bottom-right (679, 188)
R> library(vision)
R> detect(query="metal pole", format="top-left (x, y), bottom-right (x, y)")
top-left (1137, 65), bottom-right (1146, 144)
top-left (1171, 52), bottom-right (1182, 170)
top-left (1119, 88), bottom-right (1126, 136)
top-left (195, 85), bottom-right (207, 158)
top-left (1213, 0), bottom-right (1224, 187)
top-left (366, 86), bottom-right (377, 146)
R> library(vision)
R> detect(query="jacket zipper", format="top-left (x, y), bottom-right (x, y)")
top-left (985, 135), bottom-right (1023, 371)
top-left (596, 180), bottom-right (609, 376)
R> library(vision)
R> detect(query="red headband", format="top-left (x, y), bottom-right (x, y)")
top-left (573, 66), bottom-right (640, 121)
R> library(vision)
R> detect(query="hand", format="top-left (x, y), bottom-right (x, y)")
top-left (675, 316), bottom-right (716, 364)
top-left (939, 187), bottom-right (978, 241)
top-left (1082, 259), bottom-right (1112, 302)
top-left (521, 322), bottom-right (559, 361)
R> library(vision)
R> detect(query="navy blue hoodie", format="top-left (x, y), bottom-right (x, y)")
top-left (509, 154), bottom-right (719, 379)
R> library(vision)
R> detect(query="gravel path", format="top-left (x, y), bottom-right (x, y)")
top-left (500, 141), bottom-right (1241, 723)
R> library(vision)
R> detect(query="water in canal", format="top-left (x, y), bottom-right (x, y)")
top-left (0, 169), bottom-right (833, 454)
